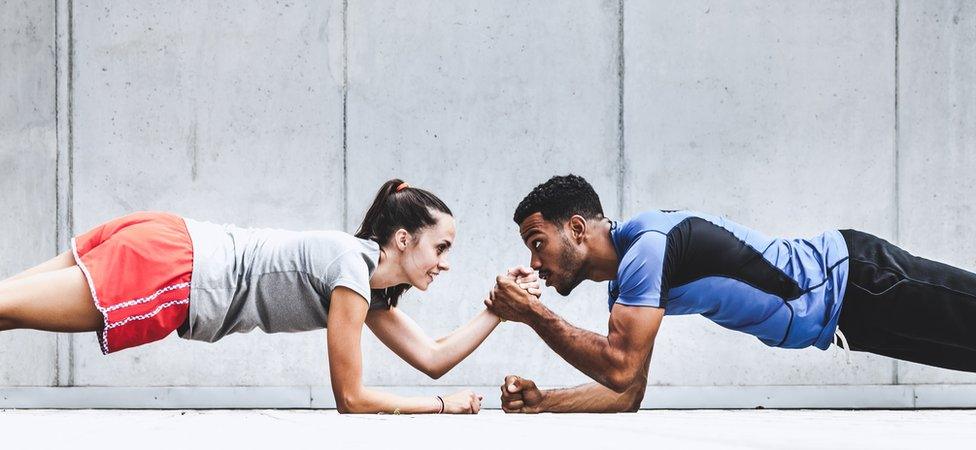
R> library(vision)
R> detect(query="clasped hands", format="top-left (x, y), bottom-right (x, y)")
top-left (482, 266), bottom-right (546, 413)
top-left (484, 265), bottom-right (543, 323)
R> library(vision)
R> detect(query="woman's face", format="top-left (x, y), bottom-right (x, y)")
top-left (400, 211), bottom-right (455, 291)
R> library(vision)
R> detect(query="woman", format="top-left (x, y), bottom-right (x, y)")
top-left (0, 179), bottom-right (539, 414)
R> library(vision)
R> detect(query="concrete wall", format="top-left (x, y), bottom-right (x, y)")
top-left (1, 0), bottom-right (975, 406)
top-left (625, 0), bottom-right (899, 386)
top-left (67, 0), bottom-right (345, 387)
top-left (897, 0), bottom-right (976, 385)
top-left (0, 0), bottom-right (59, 386)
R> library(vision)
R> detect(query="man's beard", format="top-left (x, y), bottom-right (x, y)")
top-left (555, 232), bottom-right (586, 296)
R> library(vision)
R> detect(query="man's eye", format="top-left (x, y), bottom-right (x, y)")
top-left (533, 240), bottom-right (542, 249)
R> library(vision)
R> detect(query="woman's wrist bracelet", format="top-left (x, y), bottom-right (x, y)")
top-left (436, 395), bottom-right (445, 414)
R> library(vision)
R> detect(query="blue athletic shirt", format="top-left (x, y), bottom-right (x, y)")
top-left (607, 210), bottom-right (850, 350)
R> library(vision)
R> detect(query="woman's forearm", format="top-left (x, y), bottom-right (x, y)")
top-left (428, 308), bottom-right (502, 377)
top-left (338, 386), bottom-right (442, 414)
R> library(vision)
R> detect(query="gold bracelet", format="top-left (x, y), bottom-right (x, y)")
top-left (393, 407), bottom-right (401, 415)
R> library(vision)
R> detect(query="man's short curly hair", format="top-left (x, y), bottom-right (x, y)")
top-left (513, 174), bottom-right (605, 225)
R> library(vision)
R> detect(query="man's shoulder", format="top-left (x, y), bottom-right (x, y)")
top-left (618, 210), bottom-right (700, 239)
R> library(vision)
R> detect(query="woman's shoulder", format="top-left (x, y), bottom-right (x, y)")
top-left (300, 230), bottom-right (379, 264)
top-left (303, 229), bottom-right (372, 247)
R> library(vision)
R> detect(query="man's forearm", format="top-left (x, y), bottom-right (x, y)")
top-left (524, 303), bottom-right (625, 389)
top-left (539, 382), bottom-right (645, 413)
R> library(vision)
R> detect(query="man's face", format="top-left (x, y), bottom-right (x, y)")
top-left (518, 212), bottom-right (586, 296)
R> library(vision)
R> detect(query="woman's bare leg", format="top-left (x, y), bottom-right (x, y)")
top-left (0, 266), bottom-right (101, 332)
top-left (0, 251), bottom-right (76, 287)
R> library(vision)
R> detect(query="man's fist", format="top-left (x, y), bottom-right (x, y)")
top-left (500, 375), bottom-right (545, 413)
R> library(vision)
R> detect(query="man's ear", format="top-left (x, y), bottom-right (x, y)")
top-left (569, 215), bottom-right (587, 243)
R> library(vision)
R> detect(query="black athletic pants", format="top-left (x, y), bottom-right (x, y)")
top-left (839, 229), bottom-right (976, 372)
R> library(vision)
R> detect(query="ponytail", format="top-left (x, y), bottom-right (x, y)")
top-left (355, 178), bottom-right (452, 307)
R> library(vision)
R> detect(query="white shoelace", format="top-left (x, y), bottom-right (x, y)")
top-left (833, 328), bottom-right (852, 364)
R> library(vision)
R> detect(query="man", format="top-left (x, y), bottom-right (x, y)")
top-left (486, 174), bottom-right (976, 413)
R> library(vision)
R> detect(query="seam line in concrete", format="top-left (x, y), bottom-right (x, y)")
top-left (53, 0), bottom-right (61, 388)
top-left (54, 0), bottom-right (60, 254)
top-left (892, 0), bottom-right (900, 386)
top-left (53, 0), bottom-right (78, 387)
top-left (616, 0), bottom-right (625, 219)
top-left (67, 0), bottom-right (74, 249)
top-left (54, 0), bottom-right (77, 388)
top-left (67, 0), bottom-right (75, 387)
top-left (893, 0), bottom-right (900, 246)
top-left (341, 0), bottom-right (349, 232)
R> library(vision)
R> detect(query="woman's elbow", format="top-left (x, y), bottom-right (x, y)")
top-left (421, 347), bottom-right (449, 379)
top-left (336, 392), bottom-right (366, 414)
top-left (424, 364), bottom-right (448, 380)
top-left (336, 398), bottom-right (355, 414)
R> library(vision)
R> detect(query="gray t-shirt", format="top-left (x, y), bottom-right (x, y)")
top-left (179, 218), bottom-right (384, 343)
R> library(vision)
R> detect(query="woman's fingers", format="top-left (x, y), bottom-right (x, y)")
top-left (470, 392), bottom-right (482, 414)
top-left (515, 272), bottom-right (539, 283)
top-left (507, 265), bottom-right (534, 278)
top-left (516, 281), bottom-right (542, 297)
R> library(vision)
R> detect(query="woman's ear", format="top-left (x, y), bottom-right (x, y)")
top-left (394, 228), bottom-right (410, 251)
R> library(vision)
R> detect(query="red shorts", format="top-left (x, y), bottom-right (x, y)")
top-left (71, 212), bottom-right (193, 354)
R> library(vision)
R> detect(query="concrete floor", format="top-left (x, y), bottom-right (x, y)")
top-left (1, 409), bottom-right (973, 449)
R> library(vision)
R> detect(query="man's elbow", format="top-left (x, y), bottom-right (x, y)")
top-left (607, 365), bottom-right (648, 394)
top-left (619, 378), bottom-right (647, 412)
top-left (601, 382), bottom-right (645, 412)
top-left (606, 380), bottom-right (629, 394)
top-left (624, 391), bottom-right (644, 412)
top-left (605, 371), bottom-right (636, 394)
